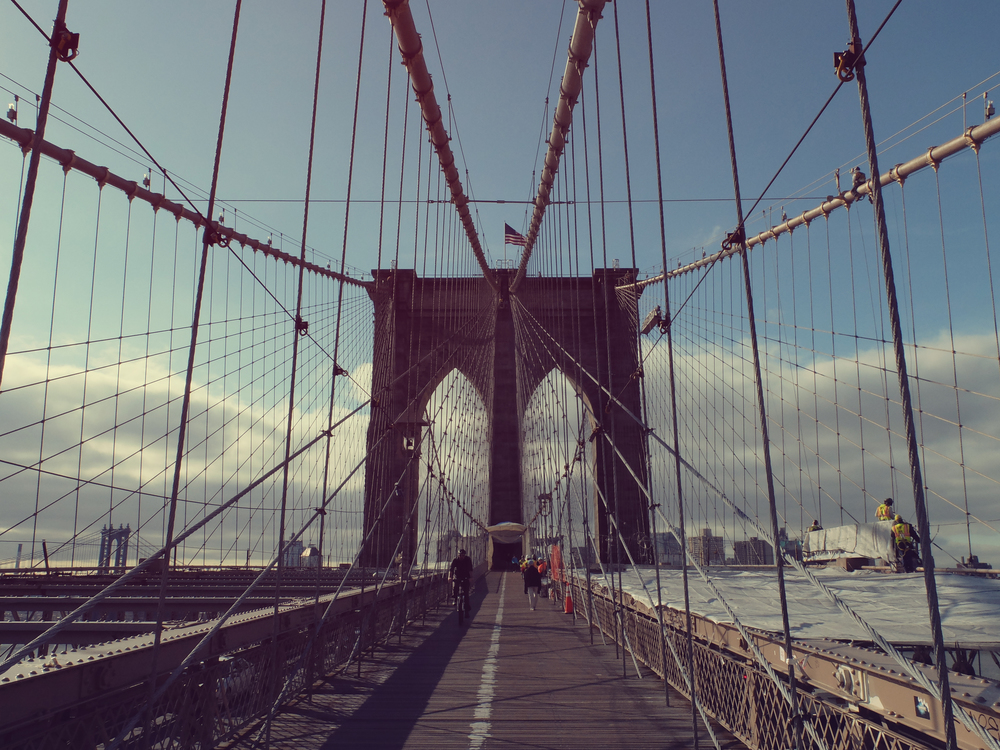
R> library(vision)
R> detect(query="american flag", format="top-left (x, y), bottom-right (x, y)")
top-left (504, 223), bottom-right (527, 247)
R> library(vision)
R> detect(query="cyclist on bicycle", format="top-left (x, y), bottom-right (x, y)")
top-left (450, 548), bottom-right (473, 613)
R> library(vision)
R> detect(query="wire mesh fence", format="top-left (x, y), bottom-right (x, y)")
top-left (559, 576), bottom-right (939, 750)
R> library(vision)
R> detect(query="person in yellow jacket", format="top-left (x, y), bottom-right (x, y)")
top-left (891, 514), bottom-right (921, 573)
top-left (876, 497), bottom-right (894, 521)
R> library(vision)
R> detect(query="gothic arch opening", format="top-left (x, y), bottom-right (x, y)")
top-left (416, 370), bottom-right (490, 569)
top-left (520, 368), bottom-right (595, 562)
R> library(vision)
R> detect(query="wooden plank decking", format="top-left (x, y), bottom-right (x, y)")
top-left (236, 571), bottom-right (743, 749)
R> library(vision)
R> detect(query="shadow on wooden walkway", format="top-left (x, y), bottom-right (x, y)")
top-left (236, 572), bottom-right (744, 749)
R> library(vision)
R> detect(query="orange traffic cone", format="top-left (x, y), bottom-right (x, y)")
top-left (564, 593), bottom-right (574, 614)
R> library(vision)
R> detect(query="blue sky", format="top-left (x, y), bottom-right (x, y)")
top-left (3, 1), bottom-right (996, 272)
top-left (3, 1), bottom-right (1000, 566)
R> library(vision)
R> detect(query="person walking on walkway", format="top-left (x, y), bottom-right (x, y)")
top-left (523, 560), bottom-right (542, 610)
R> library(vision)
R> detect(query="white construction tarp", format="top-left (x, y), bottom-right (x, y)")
top-left (597, 566), bottom-right (1000, 646)
top-left (802, 521), bottom-right (895, 562)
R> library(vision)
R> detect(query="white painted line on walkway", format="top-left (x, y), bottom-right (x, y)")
top-left (469, 573), bottom-right (505, 750)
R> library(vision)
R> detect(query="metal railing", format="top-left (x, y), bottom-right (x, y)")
top-left (0, 573), bottom-right (449, 749)
top-left (558, 576), bottom-right (954, 750)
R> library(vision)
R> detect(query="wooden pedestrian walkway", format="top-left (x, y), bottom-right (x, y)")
top-left (235, 572), bottom-right (742, 749)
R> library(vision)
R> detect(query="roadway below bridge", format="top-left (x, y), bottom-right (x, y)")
top-left (0, 567), bottom-right (377, 643)
top-left (231, 571), bottom-right (741, 749)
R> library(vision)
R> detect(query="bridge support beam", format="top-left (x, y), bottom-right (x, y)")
top-left (513, 269), bottom-right (651, 563)
top-left (362, 269), bottom-right (650, 568)
top-left (490, 286), bottom-right (523, 526)
top-left (362, 271), bottom-right (496, 568)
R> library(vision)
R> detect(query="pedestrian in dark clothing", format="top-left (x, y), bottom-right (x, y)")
top-left (523, 561), bottom-right (542, 610)
top-left (450, 548), bottom-right (473, 600)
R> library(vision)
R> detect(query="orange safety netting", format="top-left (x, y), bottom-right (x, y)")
top-left (550, 545), bottom-right (564, 581)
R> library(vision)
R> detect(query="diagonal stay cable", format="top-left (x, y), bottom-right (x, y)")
top-left (0, 412), bottom-right (357, 674)
top-left (596, 422), bottom-right (831, 750)
top-left (616, 0), bottom-right (905, 324)
top-left (511, 290), bottom-right (999, 749)
top-left (106, 423), bottom-right (401, 750)
top-left (257, 418), bottom-right (462, 730)
top-left (9, 0), bottom-right (228, 229)
top-left (554, 421), bottom-right (722, 749)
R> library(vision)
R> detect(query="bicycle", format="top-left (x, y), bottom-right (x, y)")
top-left (453, 577), bottom-right (471, 625)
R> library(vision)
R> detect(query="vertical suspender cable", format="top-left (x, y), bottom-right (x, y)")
top-left (578, 82), bottom-right (598, 648)
top-left (266, 0), bottom-right (334, 744)
top-left (642, 0), bottom-right (696, 726)
top-left (841, 1), bottom-right (956, 746)
top-left (138, 195), bottom-right (161, 566)
top-left (146, 1), bottom-right (243, 744)
top-left (711, 2), bottom-right (801, 747)
top-left (1, 0), bottom-right (71, 389)
top-left (610, 0), bottom-right (650, 684)
top-left (511, 0), bottom-right (608, 292)
top-left (383, 0), bottom-right (496, 290)
top-left (34, 171), bottom-right (70, 567)
top-left (567, 121), bottom-right (583, 628)
top-left (929, 167), bottom-right (974, 559)
top-left (589, 30), bottom-right (623, 669)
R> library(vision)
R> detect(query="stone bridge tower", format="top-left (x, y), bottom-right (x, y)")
top-left (361, 268), bottom-right (649, 568)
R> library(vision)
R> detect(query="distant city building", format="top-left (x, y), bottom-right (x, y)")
top-left (437, 529), bottom-right (461, 562)
top-left (283, 539), bottom-right (304, 568)
top-left (653, 532), bottom-right (684, 566)
top-left (688, 528), bottom-right (724, 566)
top-left (734, 537), bottom-right (774, 566)
top-left (778, 526), bottom-right (803, 561)
top-left (300, 545), bottom-right (321, 568)
top-left (436, 531), bottom-right (482, 564)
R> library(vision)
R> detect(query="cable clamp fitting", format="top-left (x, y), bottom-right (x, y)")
top-left (51, 22), bottom-right (80, 62)
top-left (205, 220), bottom-right (231, 248)
top-left (834, 39), bottom-right (864, 82)
top-left (925, 146), bottom-right (940, 172)
top-left (295, 315), bottom-right (309, 335)
top-left (963, 127), bottom-right (981, 155)
top-left (721, 226), bottom-right (745, 252)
